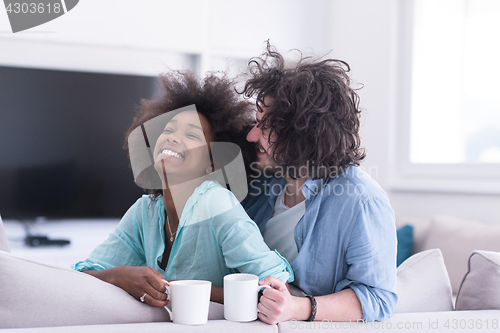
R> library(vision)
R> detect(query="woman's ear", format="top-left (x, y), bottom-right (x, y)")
top-left (205, 163), bottom-right (214, 174)
top-left (206, 147), bottom-right (215, 174)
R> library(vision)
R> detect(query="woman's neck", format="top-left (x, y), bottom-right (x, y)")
top-left (162, 175), bottom-right (208, 229)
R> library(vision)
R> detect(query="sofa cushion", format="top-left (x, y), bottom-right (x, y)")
top-left (0, 215), bottom-right (11, 253)
top-left (0, 320), bottom-right (278, 333)
top-left (421, 215), bottom-right (500, 294)
top-left (0, 251), bottom-right (224, 329)
top-left (396, 224), bottom-right (414, 267)
top-left (393, 248), bottom-right (453, 313)
top-left (395, 216), bottom-right (432, 255)
top-left (278, 310), bottom-right (500, 333)
top-left (455, 251), bottom-right (500, 311)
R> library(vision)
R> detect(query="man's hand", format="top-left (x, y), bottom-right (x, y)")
top-left (83, 266), bottom-right (169, 307)
top-left (257, 276), bottom-right (310, 324)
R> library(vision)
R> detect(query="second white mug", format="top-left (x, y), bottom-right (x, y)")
top-left (223, 273), bottom-right (271, 322)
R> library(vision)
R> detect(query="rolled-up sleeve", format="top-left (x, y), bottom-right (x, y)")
top-left (217, 216), bottom-right (294, 283)
top-left (334, 197), bottom-right (398, 322)
top-left (206, 188), bottom-right (294, 283)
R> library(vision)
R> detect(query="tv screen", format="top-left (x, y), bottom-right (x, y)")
top-left (0, 66), bottom-right (158, 219)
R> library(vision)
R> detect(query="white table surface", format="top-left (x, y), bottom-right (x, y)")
top-left (3, 218), bottom-right (120, 269)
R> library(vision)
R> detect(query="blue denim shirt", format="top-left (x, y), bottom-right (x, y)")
top-left (243, 166), bottom-right (398, 321)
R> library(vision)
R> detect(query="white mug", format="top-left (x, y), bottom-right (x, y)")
top-left (163, 280), bottom-right (212, 325)
top-left (224, 273), bottom-right (272, 322)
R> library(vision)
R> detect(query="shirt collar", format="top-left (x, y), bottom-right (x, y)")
top-left (266, 176), bottom-right (330, 203)
top-left (302, 177), bottom-right (329, 199)
top-left (267, 177), bottom-right (286, 206)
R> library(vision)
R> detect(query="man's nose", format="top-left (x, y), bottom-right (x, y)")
top-left (246, 124), bottom-right (260, 142)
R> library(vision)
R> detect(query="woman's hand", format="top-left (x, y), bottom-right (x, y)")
top-left (83, 266), bottom-right (169, 307)
top-left (210, 285), bottom-right (224, 304)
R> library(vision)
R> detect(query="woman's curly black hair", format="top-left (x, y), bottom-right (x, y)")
top-left (124, 70), bottom-right (257, 197)
top-left (240, 42), bottom-right (366, 179)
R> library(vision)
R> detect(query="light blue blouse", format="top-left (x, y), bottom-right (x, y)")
top-left (73, 181), bottom-right (293, 286)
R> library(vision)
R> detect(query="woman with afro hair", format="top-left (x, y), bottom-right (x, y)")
top-left (73, 70), bottom-right (293, 307)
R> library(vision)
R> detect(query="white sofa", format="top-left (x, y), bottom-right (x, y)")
top-left (1, 215), bottom-right (500, 333)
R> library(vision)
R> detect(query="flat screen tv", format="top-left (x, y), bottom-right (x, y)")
top-left (0, 66), bottom-right (158, 220)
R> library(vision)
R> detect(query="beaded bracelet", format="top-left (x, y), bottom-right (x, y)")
top-left (305, 294), bottom-right (317, 321)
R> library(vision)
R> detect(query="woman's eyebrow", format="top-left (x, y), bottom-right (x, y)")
top-left (187, 123), bottom-right (203, 131)
top-left (165, 119), bottom-right (203, 132)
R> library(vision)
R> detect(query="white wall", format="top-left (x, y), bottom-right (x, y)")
top-left (1, 0), bottom-right (498, 223)
top-left (0, 0), bottom-right (330, 75)
top-left (327, 0), bottom-right (500, 224)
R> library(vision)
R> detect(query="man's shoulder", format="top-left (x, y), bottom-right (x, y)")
top-left (243, 176), bottom-right (281, 201)
top-left (313, 167), bottom-right (395, 229)
top-left (320, 166), bottom-right (389, 204)
top-left (241, 176), bottom-right (282, 222)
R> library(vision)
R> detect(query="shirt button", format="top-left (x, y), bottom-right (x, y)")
top-left (315, 188), bottom-right (319, 193)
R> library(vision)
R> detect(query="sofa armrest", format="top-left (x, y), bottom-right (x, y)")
top-left (0, 215), bottom-right (11, 253)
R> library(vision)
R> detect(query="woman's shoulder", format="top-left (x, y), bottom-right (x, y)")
top-left (195, 181), bottom-right (243, 216)
top-left (122, 194), bottom-right (164, 222)
top-left (132, 194), bottom-right (163, 209)
top-left (199, 180), bottom-right (236, 200)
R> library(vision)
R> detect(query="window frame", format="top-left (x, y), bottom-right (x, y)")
top-left (390, 0), bottom-right (500, 195)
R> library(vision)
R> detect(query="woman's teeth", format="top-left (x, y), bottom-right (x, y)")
top-left (259, 148), bottom-right (266, 153)
top-left (160, 149), bottom-right (182, 159)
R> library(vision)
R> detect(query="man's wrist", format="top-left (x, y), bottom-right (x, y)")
top-left (305, 295), bottom-right (317, 321)
top-left (293, 296), bottom-right (313, 321)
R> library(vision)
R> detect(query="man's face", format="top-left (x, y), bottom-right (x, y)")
top-left (246, 102), bottom-right (280, 175)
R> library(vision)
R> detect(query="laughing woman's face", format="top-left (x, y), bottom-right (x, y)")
top-left (153, 110), bottom-right (214, 185)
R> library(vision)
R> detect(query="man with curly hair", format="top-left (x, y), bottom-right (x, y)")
top-left (73, 70), bottom-right (293, 307)
top-left (241, 43), bottom-right (398, 324)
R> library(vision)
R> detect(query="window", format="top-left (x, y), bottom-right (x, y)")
top-left (392, 0), bottom-right (500, 193)
top-left (410, 0), bottom-right (500, 164)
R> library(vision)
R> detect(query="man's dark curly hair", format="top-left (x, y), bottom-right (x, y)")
top-left (124, 70), bottom-right (257, 197)
top-left (240, 42), bottom-right (365, 179)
